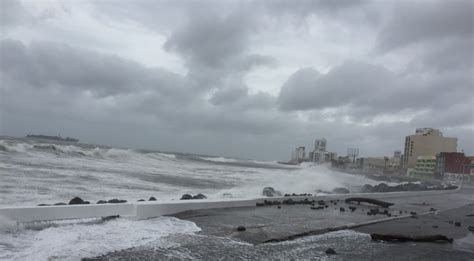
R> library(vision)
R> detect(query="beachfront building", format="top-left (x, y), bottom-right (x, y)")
top-left (435, 152), bottom-right (471, 178)
top-left (358, 156), bottom-right (401, 174)
top-left (402, 128), bottom-right (457, 174)
top-left (291, 146), bottom-right (306, 163)
top-left (410, 156), bottom-right (437, 178)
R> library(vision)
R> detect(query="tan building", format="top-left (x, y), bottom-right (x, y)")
top-left (402, 128), bottom-right (457, 173)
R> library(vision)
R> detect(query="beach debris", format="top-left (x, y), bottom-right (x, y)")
top-left (454, 222), bottom-right (461, 227)
top-left (468, 226), bottom-right (474, 232)
top-left (149, 196), bottom-right (157, 201)
top-left (311, 206), bottom-right (324, 210)
top-left (433, 225), bottom-right (439, 228)
top-left (237, 226), bottom-right (246, 232)
top-left (332, 187), bottom-right (350, 194)
top-left (69, 197), bottom-right (90, 205)
top-left (370, 234), bottom-right (453, 243)
top-left (339, 207), bottom-right (345, 212)
top-left (97, 200), bottom-right (107, 204)
top-left (325, 248), bottom-right (337, 255)
top-left (262, 187), bottom-right (282, 197)
top-left (345, 197), bottom-right (394, 208)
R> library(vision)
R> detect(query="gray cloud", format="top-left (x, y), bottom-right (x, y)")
top-left (377, 0), bottom-right (473, 52)
top-left (0, 0), bottom-right (31, 27)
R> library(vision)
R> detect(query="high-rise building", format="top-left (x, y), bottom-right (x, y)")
top-left (435, 152), bottom-right (470, 177)
top-left (402, 128), bottom-right (457, 173)
top-left (314, 138), bottom-right (327, 152)
top-left (291, 146), bottom-right (305, 163)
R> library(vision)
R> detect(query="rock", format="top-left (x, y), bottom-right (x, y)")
top-left (69, 197), bottom-right (86, 205)
top-left (237, 226), bottom-right (246, 232)
top-left (371, 234), bottom-right (453, 243)
top-left (256, 202), bottom-right (265, 207)
top-left (149, 197), bottom-right (157, 201)
top-left (311, 206), bottom-right (324, 210)
top-left (339, 207), bottom-right (345, 212)
top-left (325, 248), bottom-right (337, 255)
top-left (468, 226), bottom-right (474, 232)
top-left (372, 183), bottom-right (390, 192)
top-left (332, 187), bottom-right (350, 194)
top-left (349, 206), bottom-right (357, 212)
top-left (180, 194), bottom-right (193, 200)
top-left (193, 193), bottom-right (207, 199)
top-left (345, 197), bottom-right (394, 208)
top-left (138, 199), bottom-right (145, 202)
top-left (54, 202), bottom-right (66, 205)
top-left (37, 204), bottom-right (50, 206)
top-left (283, 198), bottom-right (295, 205)
top-left (108, 199), bottom-right (121, 203)
top-left (262, 187), bottom-right (282, 197)
top-left (430, 207), bottom-right (437, 211)
top-left (360, 184), bottom-right (374, 193)
top-left (433, 225), bottom-right (439, 228)
top-left (101, 215), bottom-right (120, 222)
top-left (277, 205), bottom-right (281, 209)
top-left (317, 200), bottom-right (326, 206)
top-left (97, 200), bottom-right (107, 204)
top-left (454, 222), bottom-right (461, 227)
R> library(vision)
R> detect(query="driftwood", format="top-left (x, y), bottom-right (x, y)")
top-left (371, 234), bottom-right (453, 243)
top-left (345, 197), bottom-right (394, 208)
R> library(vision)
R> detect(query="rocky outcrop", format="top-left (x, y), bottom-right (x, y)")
top-left (371, 234), bottom-right (453, 243)
top-left (107, 199), bottom-right (127, 203)
top-left (360, 182), bottom-right (458, 193)
top-left (180, 193), bottom-right (207, 200)
top-left (262, 187), bottom-right (282, 197)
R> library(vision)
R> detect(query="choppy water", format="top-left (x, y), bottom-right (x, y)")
top-left (0, 137), bottom-right (379, 207)
top-left (1, 137), bottom-right (444, 260)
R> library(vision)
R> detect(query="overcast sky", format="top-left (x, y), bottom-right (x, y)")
top-left (1, 0), bottom-right (473, 160)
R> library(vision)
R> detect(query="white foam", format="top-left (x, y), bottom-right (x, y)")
top-left (0, 216), bottom-right (201, 261)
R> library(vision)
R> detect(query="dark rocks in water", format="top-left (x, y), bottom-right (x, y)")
top-left (360, 184), bottom-right (374, 193)
top-left (108, 199), bottom-right (126, 204)
top-left (332, 187), bottom-right (350, 194)
top-left (454, 222), bottom-right (461, 227)
top-left (149, 197), bottom-right (157, 201)
top-left (256, 202), bottom-right (265, 207)
top-left (430, 207), bottom-right (437, 211)
top-left (69, 197), bottom-right (87, 205)
top-left (371, 234), bottom-right (453, 243)
top-left (262, 187), bottom-right (282, 197)
top-left (237, 226), bottom-right (246, 232)
top-left (349, 206), bottom-right (357, 212)
top-left (433, 225), bottom-right (439, 228)
top-left (339, 207), bottom-right (345, 212)
top-left (345, 197), bottom-right (394, 208)
top-left (311, 206), bottom-right (324, 210)
top-left (37, 204), bottom-right (50, 206)
top-left (97, 200), bottom-right (107, 204)
top-left (101, 215), bottom-right (120, 222)
top-left (193, 193), bottom-right (207, 199)
top-left (283, 198), bottom-right (296, 205)
top-left (372, 183), bottom-right (390, 192)
top-left (277, 205), bottom-right (281, 209)
top-left (180, 194), bottom-right (193, 200)
top-left (325, 248), bottom-right (337, 255)
top-left (53, 202), bottom-right (66, 206)
top-left (138, 199), bottom-right (145, 202)
top-left (317, 200), bottom-right (326, 206)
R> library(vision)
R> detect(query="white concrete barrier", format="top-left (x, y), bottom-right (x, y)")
top-left (0, 188), bottom-right (459, 223)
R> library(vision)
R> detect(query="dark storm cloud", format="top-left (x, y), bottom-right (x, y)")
top-left (278, 60), bottom-right (473, 124)
top-left (377, 0), bottom-right (473, 52)
top-left (0, 39), bottom-right (189, 99)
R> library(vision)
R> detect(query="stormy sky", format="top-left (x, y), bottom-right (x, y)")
top-left (1, 0), bottom-right (473, 160)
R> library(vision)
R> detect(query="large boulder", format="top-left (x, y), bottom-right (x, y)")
top-left (360, 184), bottom-right (374, 193)
top-left (372, 183), bottom-right (390, 192)
top-left (69, 197), bottom-right (86, 205)
top-left (180, 194), bottom-right (193, 200)
top-left (262, 187), bottom-right (282, 197)
top-left (332, 187), bottom-right (350, 194)
top-left (193, 193), bottom-right (207, 199)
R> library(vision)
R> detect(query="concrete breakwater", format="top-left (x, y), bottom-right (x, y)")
top-left (0, 188), bottom-right (460, 224)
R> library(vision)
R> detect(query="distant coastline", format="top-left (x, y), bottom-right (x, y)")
top-left (26, 134), bottom-right (79, 143)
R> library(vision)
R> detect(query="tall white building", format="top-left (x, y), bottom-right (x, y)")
top-left (314, 138), bottom-right (327, 152)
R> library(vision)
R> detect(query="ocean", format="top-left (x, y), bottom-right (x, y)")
top-left (2, 137), bottom-right (471, 260)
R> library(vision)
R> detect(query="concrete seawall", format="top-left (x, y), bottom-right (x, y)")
top-left (0, 188), bottom-right (460, 223)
